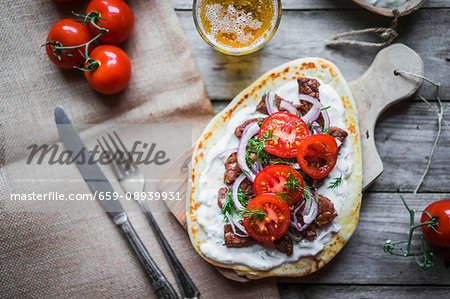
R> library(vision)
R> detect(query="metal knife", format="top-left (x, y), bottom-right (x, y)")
top-left (54, 106), bottom-right (179, 299)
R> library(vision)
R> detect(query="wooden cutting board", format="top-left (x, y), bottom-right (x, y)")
top-left (158, 43), bottom-right (423, 281)
top-left (351, 0), bottom-right (427, 17)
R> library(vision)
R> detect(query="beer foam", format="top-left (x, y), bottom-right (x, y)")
top-left (204, 4), bottom-right (263, 46)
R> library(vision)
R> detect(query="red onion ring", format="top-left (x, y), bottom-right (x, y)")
top-left (311, 121), bottom-right (322, 134)
top-left (298, 94), bottom-right (330, 130)
top-left (226, 212), bottom-right (248, 238)
top-left (265, 91), bottom-right (299, 116)
top-left (290, 187), bottom-right (318, 231)
top-left (236, 122), bottom-right (260, 182)
top-left (265, 92), bottom-right (278, 114)
top-left (279, 99), bottom-right (298, 115)
top-left (251, 162), bottom-right (263, 174)
top-left (231, 173), bottom-right (246, 210)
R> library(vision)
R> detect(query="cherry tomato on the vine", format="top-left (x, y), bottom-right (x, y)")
top-left (84, 45), bottom-right (131, 95)
top-left (86, 0), bottom-right (134, 44)
top-left (421, 200), bottom-right (450, 248)
top-left (243, 194), bottom-right (290, 242)
top-left (45, 19), bottom-right (92, 69)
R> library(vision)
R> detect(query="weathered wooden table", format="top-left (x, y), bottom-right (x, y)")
top-left (172, 0), bottom-right (449, 297)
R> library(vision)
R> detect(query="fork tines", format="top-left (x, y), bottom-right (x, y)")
top-left (97, 131), bottom-right (137, 177)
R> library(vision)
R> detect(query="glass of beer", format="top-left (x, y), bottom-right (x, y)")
top-left (193, 0), bottom-right (282, 55)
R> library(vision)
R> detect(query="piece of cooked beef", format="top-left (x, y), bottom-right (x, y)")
top-left (235, 118), bottom-right (264, 138)
top-left (296, 78), bottom-right (321, 124)
top-left (256, 98), bottom-right (269, 114)
top-left (217, 187), bottom-right (228, 209)
top-left (297, 170), bottom-right (324, 191)
top-left (224, 224), bottom-right (255, 247)
top-left (273, 234), bottom-right (294, 255)
top-left (257, 78), bottom-right (321, 116)
top-left (300, 224), bottom-right (317, 241)
top-left (298, 77), bottom-right (320, 99)
top-left (224, 153), bottom-right (241, 184)
top-left (255, 94), bottom-right (285, 115)
top-left (328, 126), bottom-right (348, 148)
top-left (238, 177), bottom-right (255, 196)
top-left (315, 195), bottom-right (338, 228)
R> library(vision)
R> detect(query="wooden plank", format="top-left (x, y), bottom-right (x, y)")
top-left (369, 100), bottom-right (450, 193)
top-left (212, 99), bottom-right (450, 193)
top-left (171, 0), bottom-right (450, 10)
top-left (278, 285), bottom-right (450, 299)
top-left (278, 192), bottom-right (450, 285)
top-left (176, 9), bottom-right (449, 100)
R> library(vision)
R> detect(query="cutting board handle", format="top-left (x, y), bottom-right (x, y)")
top-left (349, 43), bottom-right (424, 190)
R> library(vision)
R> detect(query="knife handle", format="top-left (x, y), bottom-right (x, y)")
top-left (119, 218), bottom-right (179, 299)
top-left (139, 202), bottom-right (200, 299)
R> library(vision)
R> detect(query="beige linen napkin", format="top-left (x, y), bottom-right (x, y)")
top-left (0, 0), bottom-right (279, 298)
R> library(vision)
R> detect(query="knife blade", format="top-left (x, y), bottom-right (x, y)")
top-left (54, 106), bottom-right (179, 299)
top-left (54, 106), bottom-right (123, 219)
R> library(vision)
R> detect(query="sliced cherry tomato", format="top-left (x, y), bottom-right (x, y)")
top-left (243, 194), bottom-right (290, 242)
top-left (254, 165), bottom-right (304, 205)
top-left (421, 200), bottom-right (450, 248)
top-left (86, 0), bottom-right (134, 44)
top-left (45, 19), bottom-right (92, 69)
top-left (84, 45), bottom-right (131, 95)
top-left (259, 112), bottom-right (309, 158)
top-left (297, 134), bottom-right (338, 179)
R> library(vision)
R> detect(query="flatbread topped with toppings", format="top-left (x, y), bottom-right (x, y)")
top-left (187, 58), bottom-right (362, 279)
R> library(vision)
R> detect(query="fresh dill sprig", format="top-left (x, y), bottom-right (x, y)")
top-left (241, 205), bottom-right (267, 223)
top-left (221, 188), bottom-right (248, 223)
top-left (328, 174), bottom-right (343, 189)
top-left (271, 157), bottom-right (297, 166)
top-left (274, 191), bottom-right (292, 203)
top-left (242, 168), bottom-right (253, 177)
top-left (246, 129), bottom-right (276, 165)
top-left (284, 170), bottom-right (302, 193)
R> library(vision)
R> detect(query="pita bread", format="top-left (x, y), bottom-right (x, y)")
top-left (186, 58), bottom-right (362, 278)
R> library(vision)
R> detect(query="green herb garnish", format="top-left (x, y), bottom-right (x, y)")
top-left (221, 188), bottom-right (248, 223)
top-left (271, 157), bottom-right (297, 166)
top-left (246, 129), bottom-right (276, 165)
top-left (274, 191), bottom-right (292, 204)
top-left (242, 205), bottom-right (267, 223)
top-left (285, 170), bottom-right (302, 193)
top-left (328, 174), bottom-right (343, 189)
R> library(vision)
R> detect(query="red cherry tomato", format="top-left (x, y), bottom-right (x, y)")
top-left (421, 200), bottom-right (450, 248)
top-left (86, 0), bottom-right (134, 44)
top-left (84, 45), bottom-right (131, 95)
top-left (243, 194), bottom-right (290, 242)
top-left (45, 19), bottom-right (92, 69)
top-left (259, 112), bottom-right (309, 158)
top-left (253, 165), bottom-right (304, 205)
top-left (297, 134), bottom-right (338, 179)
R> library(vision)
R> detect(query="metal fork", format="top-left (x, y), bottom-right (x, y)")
top-left (98, 131), bottom-right (200, 299)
